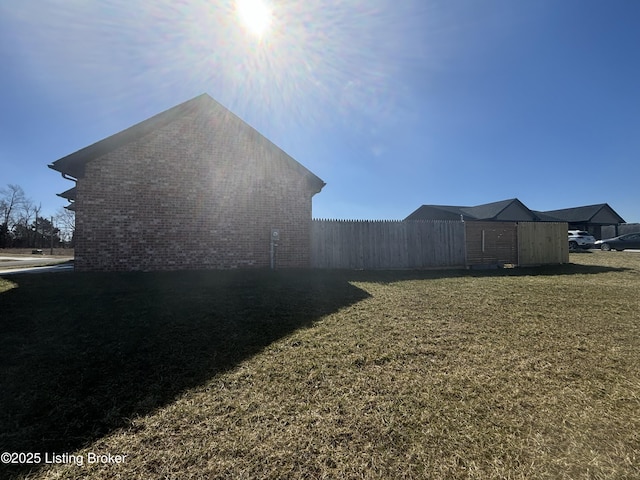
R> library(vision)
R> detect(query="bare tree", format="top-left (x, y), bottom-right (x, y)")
top-left (14, 198), bottom-right (37, 247)
top-left (0, 184), bottom-right (27, 247)
top-left (32, 204), bottom-right (42, 248)
top-left (55, 206), bottom-right (76, 246)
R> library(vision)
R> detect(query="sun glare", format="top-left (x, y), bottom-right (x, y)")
top-left (235, 0), bottom-right (272, 37)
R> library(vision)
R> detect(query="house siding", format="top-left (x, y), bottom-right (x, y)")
top-left (496, 202), bottom-right (536, 221)
top-left (591, 208), bottom-right (619, 225)
top-left (74, 106), bottom-right (315, 271)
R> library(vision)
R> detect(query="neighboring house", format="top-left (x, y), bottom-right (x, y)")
top-left (405, 198), bottom-right (540, 222)
top-left (536, 204), bottom-right (625, 239)
top-left (406, 199), bottom-right (625, 241)
top-left (602, 223), bottom-right (640, 239)
top-left (50, 94), bottom-right (325, 271)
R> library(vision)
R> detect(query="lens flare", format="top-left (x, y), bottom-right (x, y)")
top-left (235, 0), bottom-right (272, 37)
top-left (4, 0), bottom-right (433, 138)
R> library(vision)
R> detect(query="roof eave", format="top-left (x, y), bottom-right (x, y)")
top-left (56, 188), bottom-right (76, 201)
top-left (307, 175), bottom-right (326, 196)
top-left (48, 162), bottom-right (84, 181)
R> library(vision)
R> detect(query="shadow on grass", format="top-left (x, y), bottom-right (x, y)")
top-left (339, 262), bottom-right (631, 285)
top-left (0, 262), bottom-right (629, 477)
top-left (0, 269), bottom-right (370, 478)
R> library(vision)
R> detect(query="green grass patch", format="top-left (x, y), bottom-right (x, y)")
top-left (1, 253), bottom-right (639, 479)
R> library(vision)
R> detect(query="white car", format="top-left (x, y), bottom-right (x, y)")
top-left (568, 230), bottom-right (596, 250)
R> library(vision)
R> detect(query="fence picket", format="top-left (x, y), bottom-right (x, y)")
top-left (311, 220), bottom-right (466, 269)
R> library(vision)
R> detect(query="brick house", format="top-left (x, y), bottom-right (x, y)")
top-left (49, 94), bottom-right (325, 271)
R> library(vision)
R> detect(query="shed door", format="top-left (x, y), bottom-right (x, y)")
top-left (466, 222), bottom-right (518, 267)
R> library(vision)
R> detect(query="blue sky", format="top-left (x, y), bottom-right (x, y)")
top-left (1, 0), bottom-right (639, 222)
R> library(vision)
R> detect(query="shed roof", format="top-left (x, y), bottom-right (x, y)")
top-left (49, 93), bottom-right (325, 194)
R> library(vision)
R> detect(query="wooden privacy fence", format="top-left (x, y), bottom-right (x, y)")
top-left (311, 220), bottom-right (466, 269)
top-left (464, 221), bottom-right (569, 267)
top-left (518, 222), bottom-right (568, 266)
top-left (311, 220), bottom-right (568, 269)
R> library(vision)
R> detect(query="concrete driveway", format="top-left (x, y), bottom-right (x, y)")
top-left (0, 255), bottom-right (74, 275)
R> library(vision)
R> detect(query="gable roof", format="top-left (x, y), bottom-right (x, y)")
top-left (538, 203), bottom-right (625, 224)
top-left (49, 93), bottom-right (325, 194)
top-left (405, 198), bottom-right (539, 222)
top-left (463, 198), bottom-right (536, 221)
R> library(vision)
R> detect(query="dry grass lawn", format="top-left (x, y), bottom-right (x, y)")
top-left (1, 252), bottom-right (638, 479)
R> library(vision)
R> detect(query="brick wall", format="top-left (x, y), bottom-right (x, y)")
top-left (74, 106), bottom-right (317, 271)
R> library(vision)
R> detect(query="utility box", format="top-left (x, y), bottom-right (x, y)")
top-left (270, 229), bottom-right (280, 270)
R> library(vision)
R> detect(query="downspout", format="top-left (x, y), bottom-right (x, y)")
top-left (47, 164), bottom-right (78, 183)
top-left (461, 214), bottom-right (468, 269)
top-left (53, 170), bottom-right (78, 215)
top-left (516, 222), bottom-right (521, 267)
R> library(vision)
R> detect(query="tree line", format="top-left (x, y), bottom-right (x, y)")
top-left (0, 184), bottom-right (75, 249)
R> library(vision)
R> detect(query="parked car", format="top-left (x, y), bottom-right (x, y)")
top-left (595, 232), bottom-right (640, 251)
top-left (568, 230), bottom-right (596, 250)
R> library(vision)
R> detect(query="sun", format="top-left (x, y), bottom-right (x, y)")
top-left (235, 0), bottom-right (273, 37)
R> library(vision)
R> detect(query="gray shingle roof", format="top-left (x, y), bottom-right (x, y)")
top-left (407, 200), bottom-right (625, 226)
top-left (537, 203), bottom-right (625, 224)
top-left (462, 198), bottom-right (531, 220)
top-left (406, 198), bottom-right (539, 222)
